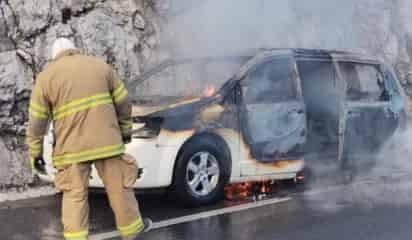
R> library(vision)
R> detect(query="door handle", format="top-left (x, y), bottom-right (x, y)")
top-left (287, 109), bottom-right (304, 115)
top-left (347, 110), bottom-right (360, 117)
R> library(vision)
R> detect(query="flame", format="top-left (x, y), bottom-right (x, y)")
top-left (224, 182), bottom-right (252, 201)
top-left (260, 181), bottom-right (268, 193)
top-left (224, 180), bottom-right (279, 201)
top-left (202, 84), bottom-right (216, 97)
top-left (296, 173), bottom-right (305, 183)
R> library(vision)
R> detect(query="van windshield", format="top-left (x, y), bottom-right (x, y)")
top-left (133, 57), bottom-right (248, 103)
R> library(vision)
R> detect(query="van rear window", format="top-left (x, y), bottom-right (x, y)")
top-left (338, 62), bottom-right (385, 101)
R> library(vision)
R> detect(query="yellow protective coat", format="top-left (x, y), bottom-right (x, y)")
top-left (26, 49), bottom-right (132, 167)
top-left (26, 50), bottom-right (141, 240)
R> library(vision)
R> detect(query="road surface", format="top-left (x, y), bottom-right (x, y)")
top-left (1, 173), bottom-right (412, 240)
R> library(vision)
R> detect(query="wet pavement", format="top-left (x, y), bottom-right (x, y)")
top-left (2, 173), bottom-right (412, 240)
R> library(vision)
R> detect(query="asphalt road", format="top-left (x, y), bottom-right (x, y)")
top-left (137, 177), bottom-right (412, 240)
top-left (1, 173), bottom-right (412, 240)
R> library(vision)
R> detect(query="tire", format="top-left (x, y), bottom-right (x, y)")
top-left (172, 135), bottom-right (230, 207)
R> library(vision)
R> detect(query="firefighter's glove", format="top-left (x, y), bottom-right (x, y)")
top-left (123, 135), bottom-right (132, 144)
top-left (33, 157), bottom-right (46, 175)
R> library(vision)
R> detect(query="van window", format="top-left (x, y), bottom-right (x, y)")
top-left (339, 62), bottom-right (385, 101)
top-left (135, 59), bottom-right (245, 98)
top-left (242, 58), bottom-right (296, 103)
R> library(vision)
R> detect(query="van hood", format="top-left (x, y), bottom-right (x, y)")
top-left (132, 95), bottom-right (220, 117)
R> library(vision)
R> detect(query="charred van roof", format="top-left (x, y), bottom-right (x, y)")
top-left (130, 48), bottom-right (382, 104)
top-left (131, 48), bottom-right (379, 88)
top-left (131, 48), bottom-right (390, 118)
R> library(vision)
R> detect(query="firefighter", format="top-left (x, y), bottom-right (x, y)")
top-left (26, 38), bottom-right (152, 240)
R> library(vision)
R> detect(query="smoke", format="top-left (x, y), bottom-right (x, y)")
top-left (303, 125), bottom-right (412, 213)
top-left (163, 0), bottom-right (395, 58)
top-left (136, 0), bottom-right (412, 210)
top-left (156, 0), bottom-right (412, 171)
top-left (372, 126), bottom-right (412, 175)
top-left (303, 177), bottom-right (412, 214)
top-left (142, 0), bottom-right (401, 97)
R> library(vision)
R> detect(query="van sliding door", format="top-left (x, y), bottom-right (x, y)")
top-left (335, 60), bottom-right (398, 169)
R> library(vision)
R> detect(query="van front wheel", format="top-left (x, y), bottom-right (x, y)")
top-left (172, 136), bottom-right (230, 207)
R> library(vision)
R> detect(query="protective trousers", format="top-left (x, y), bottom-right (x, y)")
top-left (54, 154), bottom-right (143, 240)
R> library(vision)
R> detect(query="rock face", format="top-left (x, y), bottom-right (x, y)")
top-left (0, 50), bottom-right (32, 186)
top-left (0, 0), bottom-right (164, 186)
top-left (2, 0), bottom-right (412, 185)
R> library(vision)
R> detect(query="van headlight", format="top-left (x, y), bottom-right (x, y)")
top-left (132, 117), bottom-right (163, 139)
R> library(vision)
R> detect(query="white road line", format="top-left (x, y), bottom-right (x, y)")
top-left (89, 197), bottom-right (291, 240)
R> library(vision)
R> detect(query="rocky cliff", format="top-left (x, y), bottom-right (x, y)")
top-left (1, 0), bottom-right (412, 186)
top-left (0, 0), bottom-right (167, 186)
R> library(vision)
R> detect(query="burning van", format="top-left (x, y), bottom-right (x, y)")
top-left (41, 49), bottom-right (406, 206)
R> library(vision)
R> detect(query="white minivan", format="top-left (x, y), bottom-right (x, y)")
top-left (41, 49), bottom-right (406, 206)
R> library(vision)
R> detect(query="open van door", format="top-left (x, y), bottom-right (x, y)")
top-left (238, 51), bottom-right (307, 176)
top-left (333, 56), bottom-right (403, 169)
